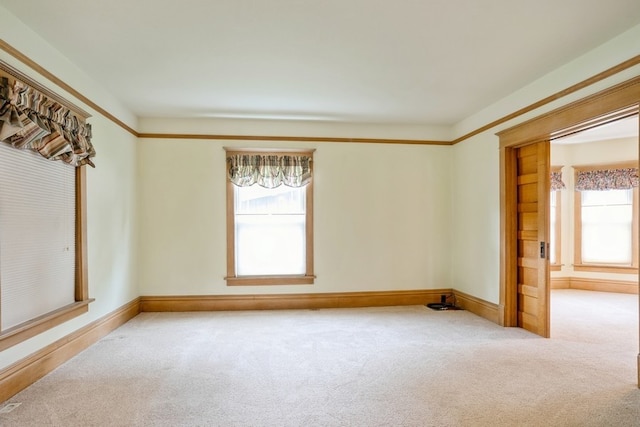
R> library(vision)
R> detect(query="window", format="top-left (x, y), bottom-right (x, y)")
top-left (549, 190), bottom-right (561, 269)
top-left (0, 144), bottom-right (91, 350)
top-left (549, 166), bottom-right (564, 270)
top-left (574, 163), bottom-right (639, 273)
top-left (581, 189), bottom-right (633, 264)
top-left (0, 65), bottom-right (93, 351)
top-left (225, 149), bottom-right (314, 285)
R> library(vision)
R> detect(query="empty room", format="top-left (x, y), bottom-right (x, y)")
top-left (0, 1), bottom-right (640, 426)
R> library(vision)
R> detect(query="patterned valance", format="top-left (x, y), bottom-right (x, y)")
top-left (0, 77), bottom-right (95, 167)
top-left (227, 154), bottom-right (312, 188)
top-left (575, 168), bottom-right (639, 191)
top-left (550, 171), bottom-right (566, 191)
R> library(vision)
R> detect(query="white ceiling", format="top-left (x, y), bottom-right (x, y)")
top-left (554, 116), bottom-right (639, 145)
top-left (2, 0), bottom-right (640, 126)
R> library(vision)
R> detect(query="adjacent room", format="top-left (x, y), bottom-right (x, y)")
top-left (0, 1), bottom-right (639, 425)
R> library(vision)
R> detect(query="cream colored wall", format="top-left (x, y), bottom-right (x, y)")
top-left (551, 137), bottom-right (639, 283)
top-left (139, 117), bottom-right (452, 141)
top-left (450, 134), bottom-right (501, 302)
top-left (137, 138), bottom-right (452, 295)
top-left (0, 8), bottom-right (139, 370)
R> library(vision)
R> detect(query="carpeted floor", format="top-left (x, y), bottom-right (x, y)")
top-left (0, 289), bottom-right (638, 426)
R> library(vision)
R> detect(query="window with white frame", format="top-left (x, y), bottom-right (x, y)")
top-left (549, 190), bottom-right (559, 266)
top-left (580, 188), bottom-right (633, 264)
top-left (234, 184), bottom-right (307, 276)
top-left (225, 149), bottom-right (314, 285)
top-left (549, 167), bottom-right (565, 269)
top-left (573, 163), bottom-right (638, 272)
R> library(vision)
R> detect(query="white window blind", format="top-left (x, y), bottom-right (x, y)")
top-left (234, 184), bottom-right (306, 276)
top-left (581, 189), bottom-right (633, 265)
top-left (0, 142), bottom-right (76, 331)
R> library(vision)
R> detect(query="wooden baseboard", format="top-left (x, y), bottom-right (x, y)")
top-left (551, 277), bottom-right (638, 294)
top-left (0, 298), bottom-right (140, 403)
top-left (550, 277), bottom-right (571, 289)
top-left (453, 290), bottom-right (500, 324)
top-left (139, 289), bottom-right (451, 312)
top-left (140, 289), bottom-right (501, 325)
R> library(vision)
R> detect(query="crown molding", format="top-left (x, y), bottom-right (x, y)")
top-left (1, 39), bottom-right (637, 146)
top-left (0, 39), bottom-right (137, 136)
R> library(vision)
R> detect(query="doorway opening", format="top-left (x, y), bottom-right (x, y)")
top-left (498, 75), bottom-right (640, 384)
top-left (549, 116), bottom-right (639, 351)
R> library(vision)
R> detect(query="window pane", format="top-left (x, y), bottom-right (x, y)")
top-left (581, 188), bottom-right (632, 206)
top-left (549, 191), bottom-right (557, 264)
top-left (581, 189), bottom-right (632, 264)
top-left (236, 184), bottom-right (305, 215)
top-left (235, 185), bottom-right (306, 276)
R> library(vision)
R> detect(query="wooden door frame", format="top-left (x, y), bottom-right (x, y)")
top-left (497, 76), bottom-right (640, 381)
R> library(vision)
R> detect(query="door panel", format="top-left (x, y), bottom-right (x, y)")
top-left (520, 240), bottom-right (539, 259)
top-left (515, 141), bottom-right (550, 337)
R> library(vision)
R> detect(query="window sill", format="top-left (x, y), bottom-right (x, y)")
top-left (0, 299), bottom-right (94, 351)
top-left (226, 275), bottom-right (315, 286)
top-left (573, 264), bottom-right (638, 274)
top-left (550, 264), bottom-right (562, 272)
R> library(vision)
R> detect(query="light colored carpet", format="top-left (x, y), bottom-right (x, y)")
top-left (0, 290), bottom-right (638, 426)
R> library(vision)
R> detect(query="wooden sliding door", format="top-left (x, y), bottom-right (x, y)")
top-left (515, 141), bottom-right (550, 337)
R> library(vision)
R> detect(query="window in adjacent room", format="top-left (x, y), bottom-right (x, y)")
top-left (574, 162), bottom-right (639, 273)
top-left (225, 148), bottom-right (315, 285)
top-left (549, 167), bottom-right (565, 271)
top-left (549, 191), bottom-right (561, 268)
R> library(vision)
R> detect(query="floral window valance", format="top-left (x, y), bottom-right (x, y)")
top-left (575, 168), bottom-right (639, 191)
top-left (550, 171), bottom-right (566, 191)
top-left (0, 75), bottom-right (95, 167)
top-left (227, 153), bottom-right (312, 188)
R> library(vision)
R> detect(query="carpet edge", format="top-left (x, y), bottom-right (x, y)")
top-left (0, 298), bottom-right (141, 403)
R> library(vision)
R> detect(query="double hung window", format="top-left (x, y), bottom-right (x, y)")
top-left (573, 163), bottom-right (638, 272)
top-left (580, 189), bottom-right (633, 265)
top-left (225, 149), bottom-right (314, 285)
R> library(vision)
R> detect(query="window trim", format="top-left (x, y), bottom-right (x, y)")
top-left (225, 148), bottom-right (315, 286)
top-left (0, 166), bottom-right (92, 351)
top-left (573, 161), bottom-right (639, 274)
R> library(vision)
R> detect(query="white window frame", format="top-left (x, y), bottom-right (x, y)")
top-left (573, 162), bottom-right (639, 274)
